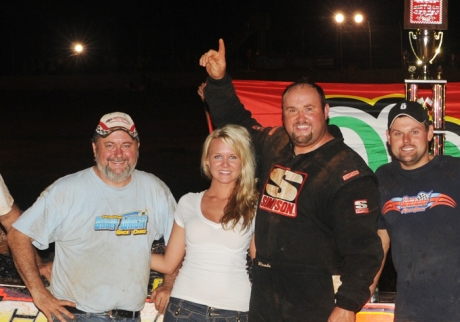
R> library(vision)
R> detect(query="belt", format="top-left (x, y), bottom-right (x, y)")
top-left (64, 306), bottom-right (141, 319)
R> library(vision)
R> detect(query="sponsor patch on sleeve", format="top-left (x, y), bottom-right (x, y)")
top-left (354, 199), bottom-right (369, 214)
top-left (343, 170), bottom-right (359, 181)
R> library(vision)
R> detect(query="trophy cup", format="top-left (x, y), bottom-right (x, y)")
top-left (408, 29), bottom-right (443, 80)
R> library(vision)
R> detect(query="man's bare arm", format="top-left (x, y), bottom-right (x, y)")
top-left (369, 229), bottom-right (391, 296)
top-left (1, 204), bottom-right (53, 282)
top-left (328, 307), bottom-right (355, 322)
top-left (8, 227), bottom-right (75, 322)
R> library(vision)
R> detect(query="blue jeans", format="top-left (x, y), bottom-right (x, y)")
top-left (53, 313), bottom-right (141, 322)
top-left (164, 297), bottom-right (248, 322)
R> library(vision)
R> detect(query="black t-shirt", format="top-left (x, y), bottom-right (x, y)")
top-left (377, 155), bottom-right (460, 321)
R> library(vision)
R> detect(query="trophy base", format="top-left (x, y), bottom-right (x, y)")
top-left (430, 132), bottom-right (445, 155)
top-left (405, 79), bottom-right (447, 156)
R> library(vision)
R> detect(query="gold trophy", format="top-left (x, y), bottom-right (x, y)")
top-left (404, 0), bottom-right (448, 154)
top-left (408, 29), bottom-right (443, 80)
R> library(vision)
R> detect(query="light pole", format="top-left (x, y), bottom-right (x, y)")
top-left (367, 21), bottom-right (372, 70)
top-left (71, 42), bottom-right (85, 74)
top-left (334, 13), bottom-right (344, 70)
top-left (334, 12), bottom-right (372, 70)
top-left (354, 14), bottom-right (372, 70)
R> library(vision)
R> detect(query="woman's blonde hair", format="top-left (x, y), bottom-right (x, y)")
top-left (201, 124), bottom-right (258, 231)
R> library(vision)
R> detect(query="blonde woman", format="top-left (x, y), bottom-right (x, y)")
top-left (151, 124), bottom-right (258, 321)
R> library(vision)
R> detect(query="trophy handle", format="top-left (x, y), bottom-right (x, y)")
top-left (429, 31), bottom-right (444, 64)
top-left (408, 31), bottom-right (422, 62)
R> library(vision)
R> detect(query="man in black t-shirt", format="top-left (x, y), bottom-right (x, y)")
top-left (373, 100), bottom-right (460, 321)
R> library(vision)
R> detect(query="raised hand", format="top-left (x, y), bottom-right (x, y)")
top-left (199, 39), bottom-right (226, 80)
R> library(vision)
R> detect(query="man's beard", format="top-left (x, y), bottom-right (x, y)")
top-left (394, 146), bottom-right (426, 168)
top-left (291, 131), bottom-right (313, 146)
top-left (290, 122), bottom-right (313, 146)
top-left (96, 155), bottom-right (138, 183)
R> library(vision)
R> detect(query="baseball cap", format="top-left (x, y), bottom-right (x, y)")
top-left (95, 112), bottom-right (139, 139)
top-left (387, 100), bottom-right (429, 129)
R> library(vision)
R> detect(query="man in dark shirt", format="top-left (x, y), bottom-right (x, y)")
top-left (373, 100), bottom-right (460, 321)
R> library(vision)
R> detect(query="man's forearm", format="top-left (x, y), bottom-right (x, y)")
top-left (161, 264), bottom-right (179, 291)
top-left (369, 229), bottom-right (391, 296)
top-left (7, 228), bottom-right (48, 295)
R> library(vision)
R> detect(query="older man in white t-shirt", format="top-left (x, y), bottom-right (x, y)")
top-left (8, 112), bottom-right (176, 322)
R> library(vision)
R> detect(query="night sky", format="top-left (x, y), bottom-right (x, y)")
top-left (0, 0), bottom-right (458, 74)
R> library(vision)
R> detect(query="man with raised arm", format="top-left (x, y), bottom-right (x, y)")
top-left (199, 39), bottom-right (383, 322)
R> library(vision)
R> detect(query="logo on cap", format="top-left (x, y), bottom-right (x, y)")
top-left (387, 100), bottom-right (428, 129)
top-left (95, 112), bottom-right (138, 139)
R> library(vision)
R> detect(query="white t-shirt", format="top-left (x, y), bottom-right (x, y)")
top-left (13, 168), bottom-right (176, 312)
top-left (171, 191), bottom-right (255, 311)
top-left (0, 174), bottom-right (13, 216)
